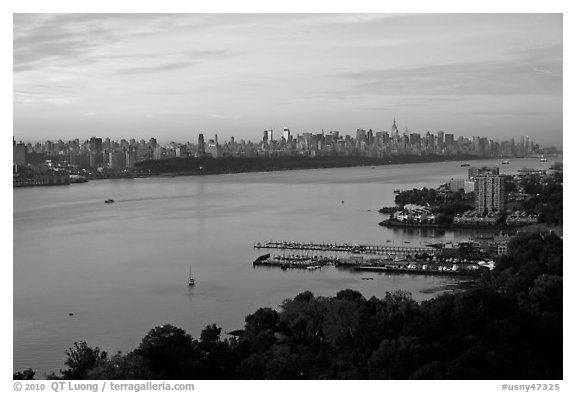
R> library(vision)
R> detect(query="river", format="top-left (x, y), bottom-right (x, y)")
top-left (13, 157), bottom-right (557, 376)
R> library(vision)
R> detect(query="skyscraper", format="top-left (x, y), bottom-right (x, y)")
top-left (282, 127), bottom-right (291, 142)
top-left (13, 140), bottom-right (27, 166)
top-left (474, 174), bottom-right (504, 214)
top-left (89, 137), bottom-right (102, 153)
top-left (197, 134), bottom-right (205, 158)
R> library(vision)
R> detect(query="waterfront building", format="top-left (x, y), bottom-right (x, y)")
top-left (505, 211), bottom-right (539, 226)
top-left (474, 174), bottom-right (504, 213)
top-left (468, 166), bottom-right (499, 180)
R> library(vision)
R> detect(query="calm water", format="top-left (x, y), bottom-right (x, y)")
top-left (13, 157), bottom-right (556, 376)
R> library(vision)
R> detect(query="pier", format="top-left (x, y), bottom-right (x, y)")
top-left (254, 240), bottom-right (435, 257)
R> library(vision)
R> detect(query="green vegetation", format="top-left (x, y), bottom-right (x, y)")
top-left (16, 232), bottom-right (561, 380)
top-left (134, 154), bottom-right (479, 175)
top-left (391, 187), bottom-right (474, 223)
top-left (520, 172), bottom-right (563, 226)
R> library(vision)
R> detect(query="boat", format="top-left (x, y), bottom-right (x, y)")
top-left (104, 199), bottom-right (115, 204)
top-left (539, 157), bottom-right (548, 162)
top-left (460, 163), bottom-right (470, 167)
top-left (502, 160), bottom-right (510, 165)
top-left (188, 265), bottom-right (195, 286)
top-left (393, 189), bottom-right (401, 194)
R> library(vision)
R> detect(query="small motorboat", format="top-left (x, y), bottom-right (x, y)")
top-left (104, 199), bottom-right (115, 204)
top-left (188, 265), bottom-right (195, 286)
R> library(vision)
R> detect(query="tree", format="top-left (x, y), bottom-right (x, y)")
top-left (133, 324), bottom-right (195, 379)
top-left (60, 342), bottom-right (108, 379)
top-left (13, 368), bottom-right (35, 380)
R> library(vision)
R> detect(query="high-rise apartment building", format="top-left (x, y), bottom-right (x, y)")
top-left (109, 151), bottom-right (126, 170)
top-left (197, 134), bottom-right (205, 158)
top-left (89, 137), bottom-right (102, 153)
top-left (468, 167), bottom-right (499, 179)
top-left (474, 174), bottom-right (504, 214)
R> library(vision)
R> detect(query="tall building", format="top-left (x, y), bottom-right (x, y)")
top-left (13, 140), bottom-right (27, 165)
top-left (197, 134), bottom-right (205, 158)
top-left (263, 129), bottom-right (273, 145)
top-left (89, 137), bottom-right (102, 153)
top-left (206, 138), bottom-right (220, 158)
top-left (474, 175), bottom-right (504, 213)
top-left (282, 127), bottom-right (291, 142)
top-left (468, 167), bottom-right (499, 179)
top-left (109, 151), bottom-right (126, 170)
top-left (391, 119), bottom-right (399, 139)
top-left (437, 131), bottom-right (445, 146)
top-left (444, 133), bottom-right (454, 145)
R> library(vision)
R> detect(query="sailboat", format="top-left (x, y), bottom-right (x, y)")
top-left (188, 265), bottom-right (195, 286)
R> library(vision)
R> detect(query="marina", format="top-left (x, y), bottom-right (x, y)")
top-left (254, 240), bottom-right (433, 257)
top-left (253, 250), bottom-right (492, 276)
top-left (14, 159), bottom-right (553, 375)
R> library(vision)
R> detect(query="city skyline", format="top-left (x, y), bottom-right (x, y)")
top-left (14, 14), bottom-right (563, 147)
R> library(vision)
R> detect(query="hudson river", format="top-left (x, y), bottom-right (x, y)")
top-left (13, 157), bottom-right (556, 376)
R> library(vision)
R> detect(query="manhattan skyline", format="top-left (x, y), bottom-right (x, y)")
top-left (13, 14), bottom-right (563, 147)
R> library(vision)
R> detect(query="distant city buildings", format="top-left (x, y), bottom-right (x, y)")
top-left (13, 119), bottom-right (555, 175)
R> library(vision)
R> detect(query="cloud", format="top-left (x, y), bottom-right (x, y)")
top-left (335, 44), bottom-right (562, 97)
top-left (14, 90), bottom-right (71, 105)
top-left (207, 113), bottom-right (243, 120)
top-left (117, 60), bottom-right (202, 75)
top-left (13, 14), bottom-right (228, 75)
top-left (460, 110), bottom-right (560, 117)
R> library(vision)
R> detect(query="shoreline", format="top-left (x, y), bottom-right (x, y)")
top-left (378, 219), bottom-right (522, 232)
top-left (134, 154), bottom-right (490, 177)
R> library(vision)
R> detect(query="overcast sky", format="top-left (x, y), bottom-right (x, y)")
top-left (13, 13), bottom-right (563, 147)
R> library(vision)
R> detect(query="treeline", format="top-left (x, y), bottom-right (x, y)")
top-left (15, 232), bottom-right (562, 380)
top-left (521, 172), bottom-right (563, 226)
top-left (134, 154), bottom-right (479, 175)
top-left (392, 188), bottom-right (474, 223)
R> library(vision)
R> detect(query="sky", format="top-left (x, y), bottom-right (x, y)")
top-left (13, 13), bottom-right (563, 147)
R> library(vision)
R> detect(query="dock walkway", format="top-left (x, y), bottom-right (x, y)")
top-left (254, 240), bottom-right (434, 257)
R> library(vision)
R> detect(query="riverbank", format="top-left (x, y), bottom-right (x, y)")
top-left (378, 218), bottom-right (520, 232)
top-left (134, 154), bottom-right (487, 176)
